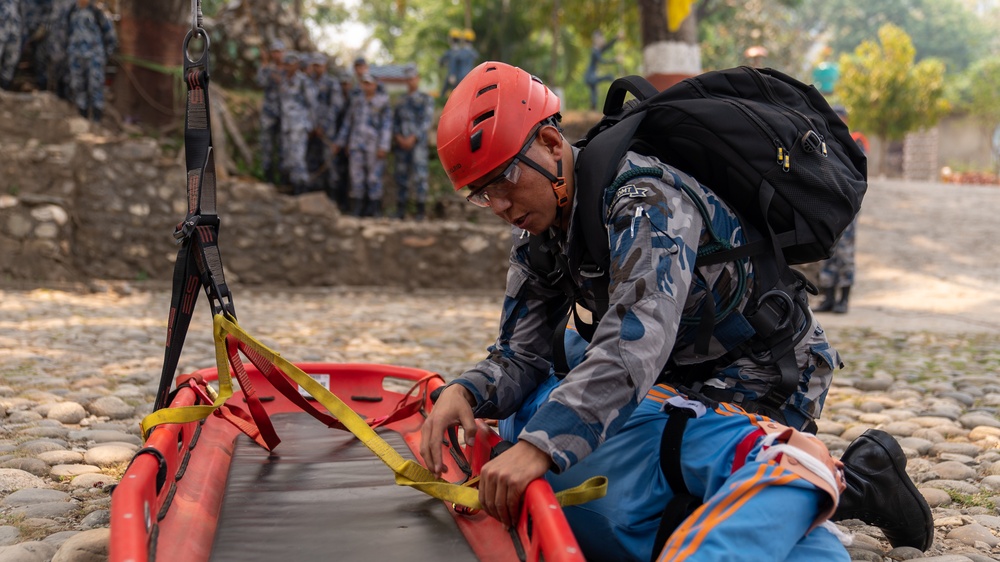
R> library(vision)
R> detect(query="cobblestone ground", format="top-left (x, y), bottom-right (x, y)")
top-left (2, 283), bottom-right (1000, 561)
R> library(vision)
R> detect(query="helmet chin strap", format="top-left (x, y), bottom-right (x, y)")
top-left (519, 154), bottom-right (569, 213)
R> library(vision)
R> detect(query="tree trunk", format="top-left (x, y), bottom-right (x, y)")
top-left (550, 0), bottom-right (560, 86)
top-left (114, 0), bottom-right (189, 127)
top-left (637, 0), bottom-right (700, 90)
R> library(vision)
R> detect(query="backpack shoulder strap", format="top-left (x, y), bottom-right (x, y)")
top-left (574, 110), bottom-right (647, 271)
top-left (602, 75), bottom-right (659, 115)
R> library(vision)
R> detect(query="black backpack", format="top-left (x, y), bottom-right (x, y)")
top-left (534, 66), bottom-right (866, 416)
top-left (574, 65), bottom-right (866, 270)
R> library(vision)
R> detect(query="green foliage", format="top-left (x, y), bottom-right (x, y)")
top-left (956, 57), bottom-right (1000, 128)
top-left (349, 0), bottom-right (644, 111)
top-left (836, 24), bottom-right (950, 144)
top-left (698, 0), bottom-right (813, 74)
top-left (800, 0), bottom-right (994, 74)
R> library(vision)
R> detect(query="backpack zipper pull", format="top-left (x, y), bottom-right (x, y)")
top-left (630, 206), bottom-right (644, 238)
top-left (783, 152), bottom-right (791, 172)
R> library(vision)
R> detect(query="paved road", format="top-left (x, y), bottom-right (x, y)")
top-left (815, 179), bottom-right (1000, 335)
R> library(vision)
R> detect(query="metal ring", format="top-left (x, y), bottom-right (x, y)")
top-left (183, 28), bottom-right (211, 66)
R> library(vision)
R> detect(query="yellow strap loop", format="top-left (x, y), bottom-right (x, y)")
top-left (140, 314), bottom-right (607, 509)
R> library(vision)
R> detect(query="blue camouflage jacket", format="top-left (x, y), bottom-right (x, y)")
top-left (452, 150), bottom-right (839, 473)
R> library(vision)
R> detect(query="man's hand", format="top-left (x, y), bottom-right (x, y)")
top-left (419, 384), bottom-right (477, 477)
top-left (478, 441), bottom-right (552, 527)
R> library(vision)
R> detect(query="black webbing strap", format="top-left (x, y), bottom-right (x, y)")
top-left (650, 406), bottom-right (702, 561)
top-left (153, 26), bottom-right (235, 411)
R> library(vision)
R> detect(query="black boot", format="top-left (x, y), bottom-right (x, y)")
top-left (369, 200), bottom-right (382, 218)
top-left (834, 429), bottom-right (933, 551)
top-left (78, 106), bottom-right (88, 119)
top-left (349, 197), bottom-right (364, 217)
top-left (92, 108), bottom-right (103, 122)
top-left (415, 202), bottom-right (426, 221)
top-left (833, 286), bottom-right (851, 314)
top-left (815, 287), bottom-right (836, 312)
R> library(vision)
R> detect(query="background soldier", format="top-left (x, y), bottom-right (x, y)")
top-left (279, 51), bottom-right (315, 195)
top-left (0, 0), bottom-right (23, 91)
top-left (256, 39), bottom-right (285, 184)
top-left (43, 0), bottom-right (73, 98)
top-left (335, 72), bottom-right (391, 217)
top-left (305, 52), bottom-right (342, 195)
top-left (391, 64), bottom-right (434, 220)
top-left (66, 0), bottom-right (116, 121)
top-left (438, 28), bottom-right (462, 99)
top-left (816, 105), bottom-right (865, 314)
top-left (23, 0), bottom-right (54, 90)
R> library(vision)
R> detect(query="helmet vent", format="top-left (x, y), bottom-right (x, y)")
top-left (476, 84), bottom-right (498, 97)
top-left (472, 110), bottom-right (495, 127)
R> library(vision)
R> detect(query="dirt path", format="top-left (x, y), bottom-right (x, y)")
top-left (813, 178), bottom-right (1000, 335)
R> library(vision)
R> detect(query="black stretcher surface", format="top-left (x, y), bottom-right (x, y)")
top-left (209, 412), bottom-right (478, 561)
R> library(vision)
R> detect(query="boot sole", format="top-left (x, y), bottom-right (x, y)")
top-left (859, 429), bottom-right (934, 551)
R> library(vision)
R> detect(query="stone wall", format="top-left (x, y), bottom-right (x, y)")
top-left (0, 91), bottom-right (511, 291)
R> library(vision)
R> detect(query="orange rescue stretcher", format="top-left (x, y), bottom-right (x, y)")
top-left (109, 317), bottom-right (596, 562)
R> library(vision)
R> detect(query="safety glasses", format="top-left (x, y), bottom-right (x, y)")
top-left (466, 159), bottom-right (522, 207)
top-left (465, 124), bottom-right (548, 208)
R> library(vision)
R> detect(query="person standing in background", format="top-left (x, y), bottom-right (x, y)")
top-left (335, 72), bottom-right (391, 217)
top-left (256, 39), bottom-right (285, 184)
top-left (391, 64), bottom-right (434, 220)
top-left (816, 105), bottom-right (866, 314)
top-left (0, 0), bottom-right (22, 91)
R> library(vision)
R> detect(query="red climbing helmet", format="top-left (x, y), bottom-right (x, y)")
top-left (437, 61), bottom-right (561, 191)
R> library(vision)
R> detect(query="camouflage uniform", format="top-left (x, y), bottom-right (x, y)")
top-left (0, 0), bottom-right (22, 90)
top-left (22, 0), bottom-right (52, 89)
top-left (391, 76), bottom-right (434, 216)
top-left (450, 150), bottom-right (840, 473)
top-left (66, 0), bottom-right (116, 120)
top-left (438, 41), bottom-right (461, 98)
top-left (454, 39), bottom-right (478, 84)
top-left (818, 219), bottom-right (856, 291)
top-left (816, 124), bottom-right (865, 313)
top-left (256, 41), bottom-right (284, 183)
top-left (279, 53), bottom-right (315, 194)
top-left (336, 84), bottom-right (392, 208)
top-left (42, 0), bottom-right (72, 97)
top-left (305, 54), bottom-right (343, 196)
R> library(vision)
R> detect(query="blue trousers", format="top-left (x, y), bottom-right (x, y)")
top-left (501, 378), bottom-right (848, 561)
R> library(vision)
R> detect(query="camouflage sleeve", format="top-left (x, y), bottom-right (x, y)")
top-left (392, 103), bottom-right (411, 137)
top-left (303, 78), bottom-right (320, 128)
top-left (450, 229), bottom-right (572, 420)
top-left (99, 8), bottom-right (116, 56)
top-left (334, 106), bottom-right (352, 146)
top-left (518, 165), bottom-right (705, 473)
top-left (419, 95), bottom-right (435, 138)
top-left (377, 100), bottom-right (393, 153)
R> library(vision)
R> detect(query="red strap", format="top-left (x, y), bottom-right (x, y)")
top-left (235, 339), bottom-right (345, 429)
top-left (731, 428), bottom-right (765, 474)
top-left (370, 373), bottom-right (443, 429)
top-left (225, 335), bottom-right (281, 450)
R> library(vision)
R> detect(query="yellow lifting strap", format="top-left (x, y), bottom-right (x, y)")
top-left (140, 314), bottom-right (607, 511)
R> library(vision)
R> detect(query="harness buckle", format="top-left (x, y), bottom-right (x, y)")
top-left (173, 217), bottom-right (198, 242)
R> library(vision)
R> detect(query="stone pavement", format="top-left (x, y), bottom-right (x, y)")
top-left (1, 283), bottom-right (1000, 561)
